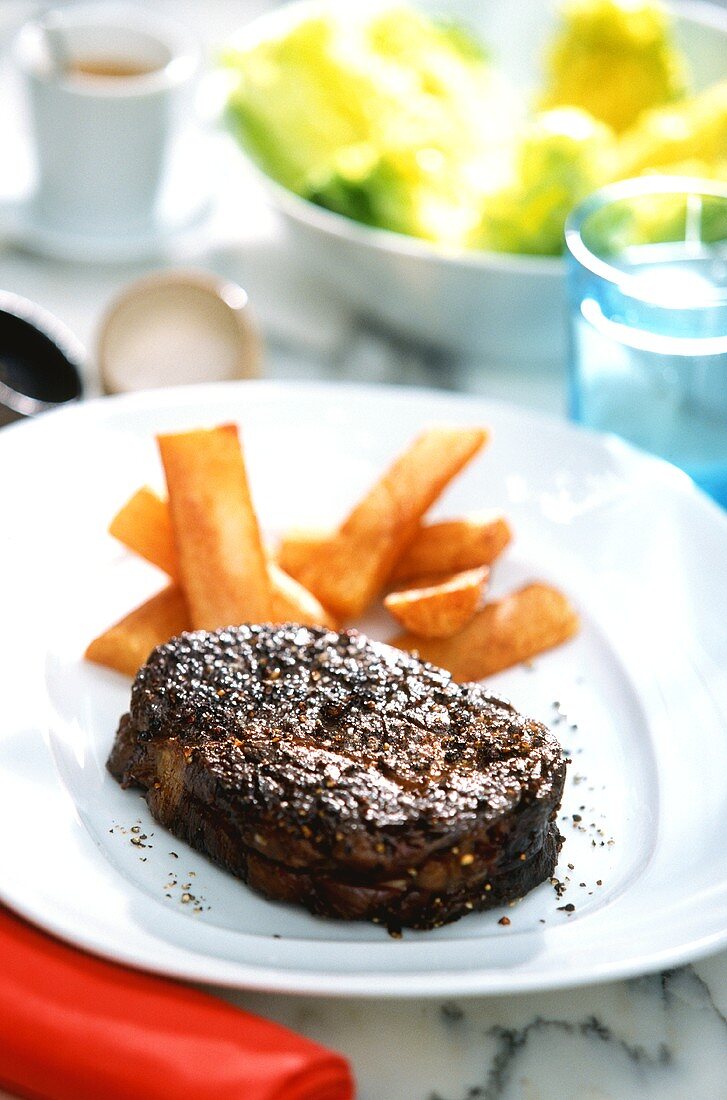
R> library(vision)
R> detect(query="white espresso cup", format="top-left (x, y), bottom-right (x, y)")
top-left (14, 2), bottom-right (200, 238)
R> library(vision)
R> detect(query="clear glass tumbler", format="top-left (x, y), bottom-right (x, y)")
top-left (565, 177), bottom-right (727, 506)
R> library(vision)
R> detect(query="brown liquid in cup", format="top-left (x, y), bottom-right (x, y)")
top-left (68, 58), bottom-right (159, 79)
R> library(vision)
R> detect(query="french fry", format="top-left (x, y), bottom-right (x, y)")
top-left (296, 427), bottom-right (488, 620)
top-left (276, 526), bottom-right (330, 580)
top-left (84, 585), bottom-right (189, 677)
top-left (109, 486), bottom-right (179, 579)
top-left (389, 513), bottom-right (511, 584)
top-left (158, 425), bottom-right (273, 631)
top-left (384, 566), bottom-right (489, 639)
top-left (108, 487), bottom-right (334, 627)
top-left (390, 582), bottom-right (579, 680)
top-left (91, 424), bottom-right (580, 681)
top-left (277, 513), bottom-right (511, 586)
top-left (268, 562), bottom-right (336, 628)
top-left (84, 567), bottom-right (335, 679)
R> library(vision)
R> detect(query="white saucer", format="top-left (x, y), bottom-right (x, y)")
top-left (0, 115), bottom-right (216, 264)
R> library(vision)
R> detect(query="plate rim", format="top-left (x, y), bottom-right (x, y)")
top-left (3, 886), bottom-right (727, 999)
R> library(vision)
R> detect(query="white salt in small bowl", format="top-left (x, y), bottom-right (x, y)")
top-left (98, 269), bottom-right (262, 394)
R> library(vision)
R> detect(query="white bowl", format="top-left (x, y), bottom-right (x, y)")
top-left (231, 0), bottom-right (727, 365)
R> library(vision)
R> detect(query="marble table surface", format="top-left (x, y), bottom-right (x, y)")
top-left (223, 957), bottom-right (727, 1099)
top-left (1, 2), bottom-right (726, 1097)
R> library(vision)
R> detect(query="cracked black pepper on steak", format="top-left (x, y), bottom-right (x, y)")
top-left (108, 624), bottom-right (566, 929)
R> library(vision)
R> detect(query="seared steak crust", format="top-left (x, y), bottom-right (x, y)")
top-left (108, 624), bottom-right (566, 929)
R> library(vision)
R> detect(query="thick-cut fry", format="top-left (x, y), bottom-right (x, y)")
top-left (277, 513), bottom-right (511, 587)
top-left (84, 585), bottom-right (189, 677)
top-left (276, 526), bottom-right (330, 580)
top-left (389, 513), bottom-right (511, 584)
top-left (158, 425), bottom-right (273, 631)
top-left (384, 566), bottom-right (489, 639)
top-left (109, 486), bottom-right (179, 579)
top-left (296, 427), bottom-right (488, 620)
top-left (109, 487), bottom-right (333, 627)
top-left (108, 486), bottom-right (178, 579)
top-left (109, 487), bottom-right (177, 575)
top-left (83, 566), bottom-right (335, 675)
top-left (390, 582), bottom-right (579, 680)
top-left (268, 562), bottom-right (336, 627)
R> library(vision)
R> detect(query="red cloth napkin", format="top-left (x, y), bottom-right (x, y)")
top-left (0, 908), bottom-right (354, 1100)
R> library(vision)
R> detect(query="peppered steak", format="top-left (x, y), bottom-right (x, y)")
top-left (108, 624), bottom-right (566, 929)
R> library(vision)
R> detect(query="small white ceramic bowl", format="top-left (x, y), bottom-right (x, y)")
top-left (97, 269), bottom-right (261, 394)
top-left (230, 0), bottom-right (727, 365)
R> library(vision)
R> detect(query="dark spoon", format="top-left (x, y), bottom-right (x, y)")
top-left (0, 291), bottom-right (83, 427)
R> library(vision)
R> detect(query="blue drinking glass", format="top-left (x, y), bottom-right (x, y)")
top-left (565, 177), bottom-right (727, 506)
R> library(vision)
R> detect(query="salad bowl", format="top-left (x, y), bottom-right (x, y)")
top-left (226, 0), bottom-right (727, 364)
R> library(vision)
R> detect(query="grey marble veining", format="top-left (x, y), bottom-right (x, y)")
top-left (220, 952), bottom-right (727, 1099)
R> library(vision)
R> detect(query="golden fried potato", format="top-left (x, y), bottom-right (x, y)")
top-left (108, 485), bottom-right (179, 579)
top-left (158, 425), bottom-right (273, 630)
top-left (268, 562), bottom-right (337, 628)
top-left (84, 585), bottom-right (189, 677)
top-left (389, 512), bottom-right (511, 584)
top-left (390, 582), bottom-right (579, 680)
top-left (276, 526), bottom-right (330, 580)
top-left (384, 565), bottom-right (488, 638)
top-left (109, 487), bottom-right (333, 627)
top-left (277, 512), bottom-right (511, 587)
top-left (296, 427), bottom-right (488, 620)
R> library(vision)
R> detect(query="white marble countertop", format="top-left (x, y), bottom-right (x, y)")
top-left (1, 2), bottom-right (726, 1097)
top-left (224, 956), bottom-right (727, 1099)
